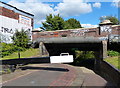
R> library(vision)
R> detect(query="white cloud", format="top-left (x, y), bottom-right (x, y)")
top-left (7, 0), bottom-right (101, 26)
top-left (81, 24), bottom-right (98, 28)
top-left (8, 0), bottom-right (54, 25)
top-left (111, 0), bottom-right (120, 8)
top-left (36, 19), bottom-right (46, 25)
top-left (93, 2), bottom-right (101, 8)
top-left (54, 0), bottom-right (92, 17)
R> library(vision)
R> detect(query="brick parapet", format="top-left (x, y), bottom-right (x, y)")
top-left (32, 25), bottom-right (120, 41)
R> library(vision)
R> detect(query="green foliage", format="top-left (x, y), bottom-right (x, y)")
top-left (65, 18), bottom-right (82, 29)
top-left (41, 14), bottom-right (82, 31)
top-left (0, 43), bottom-right (17, 57)
top-left (105, 56), bottom-right (120, 70)
top-left (1, 48), bottom-right (39, 60)
top-left (100, 16), bottom-right (120, 25)
top-left (106, 16), bottom-right (120, 25)
top-left (41, 14), bottom-right (65, 31)
top-left (74, 50), bottom-right (95, 64)
top-left (76, 51), bottom-right (95, 59)
top-left (107, 50), bottom-right (119, 56)
top-left (12, 29), bottom-right (30, 48)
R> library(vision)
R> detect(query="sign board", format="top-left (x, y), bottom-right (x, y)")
top-left (19, 15), bottom-right (32, 27)
top-left (50, 53), bottom-right (73, 63)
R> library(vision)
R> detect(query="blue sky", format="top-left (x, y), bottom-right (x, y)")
top-left (0, 0), bottom-right (119, 28)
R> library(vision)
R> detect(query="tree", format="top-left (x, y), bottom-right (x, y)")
top-left (41, 14), bottom-right (82, 31)
top-left (106, 16), bottom-right (120, 25)
top-left (65, 18), bottom-right (82, 29)
top-left (41, 14), bottom-right (65, 31)
top-left (100, 16), bottom-right (120, 25)
top-left (12, 29), bottom-right (30, 49)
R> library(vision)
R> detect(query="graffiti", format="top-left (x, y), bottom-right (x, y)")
top-left (1, 27), bottom-right (14, 34)
top-left (99, 37), bottom-right (108, 40)
top-left (100, 25), bottom-right (112, 33)
top-left (99, 35), bottom-right (120, 42)
top-left (70, 29), bottom-right (89, 36)
top-left (109, 34), bottom-right (120, 42)
top-left (0, 27), bottom-right (32, 43)
top-left (0, 33), bottom-right (12, 43)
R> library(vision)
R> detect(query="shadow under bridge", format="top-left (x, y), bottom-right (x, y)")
top-left (35, 37), bottom-right (103, 56)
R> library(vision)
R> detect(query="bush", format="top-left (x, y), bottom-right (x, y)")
top-left (12, 29), bottom-right (30, 48)
top-left (73, 50), bottom-right (95, 65)
top-left (107, 50), bottom-right (119, 56)
top-left (75, 51), bottom-right (95, 59)
top-left (1, 43), bottom-right (13, 57)
top-left (0, 43), bottom-right (26, 58)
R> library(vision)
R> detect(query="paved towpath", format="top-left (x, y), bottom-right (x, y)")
top-left (0, 63), bottom-right (115, 87)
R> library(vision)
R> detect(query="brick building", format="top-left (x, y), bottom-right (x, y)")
top-left (0, 1), bottom-right (34, 43)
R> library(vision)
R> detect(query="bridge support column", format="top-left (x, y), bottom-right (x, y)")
top-left (94, 41), bottom-right (107, 73)
top-left (39, 42), bottom-right (49, 57)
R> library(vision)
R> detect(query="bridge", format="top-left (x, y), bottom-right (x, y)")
top-left (32, 20), bottom-right (120, 53)
top-left (32, 21), bottom-right (119, 58)
top-left (31, 20), bottom-right (120, 73)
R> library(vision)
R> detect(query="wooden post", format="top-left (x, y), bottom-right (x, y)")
top-left (18, 49), bottom-right (20, 59)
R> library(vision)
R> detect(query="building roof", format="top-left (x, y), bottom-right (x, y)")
top-left (0, 1), bottom-right (34, 17)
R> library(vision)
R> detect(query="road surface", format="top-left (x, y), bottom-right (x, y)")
top-left (1, 63), bottom-right (114, 87)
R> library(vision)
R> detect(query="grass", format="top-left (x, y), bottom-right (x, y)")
top-left (0, 48), bottom-right (40, 60)
top-left (104, 56), bottom-right (120, 70)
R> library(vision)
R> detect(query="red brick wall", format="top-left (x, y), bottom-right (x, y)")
top-left (1, 7), bottom-right (19, 20)
top-left (0, 6), bottom-right (2, 15)
top-left (112, 26), bottom-right (120, 35)
top-left (32, 25), bottom-right (120, 41)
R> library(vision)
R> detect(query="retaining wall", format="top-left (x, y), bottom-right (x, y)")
top-left (100, 61), bottom-right (120, 87)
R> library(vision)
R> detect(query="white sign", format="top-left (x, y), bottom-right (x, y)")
top-left (19, 15), bottom-right (32, 27)
top-left (50, 53), bottom-right (73, 63)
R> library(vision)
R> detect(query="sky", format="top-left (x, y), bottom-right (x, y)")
top-left (0, 0), bottom-right (120, 29)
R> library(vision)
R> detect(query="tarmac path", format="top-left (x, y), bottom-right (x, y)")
top-left (0, 63), bottom-right (115, 88)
